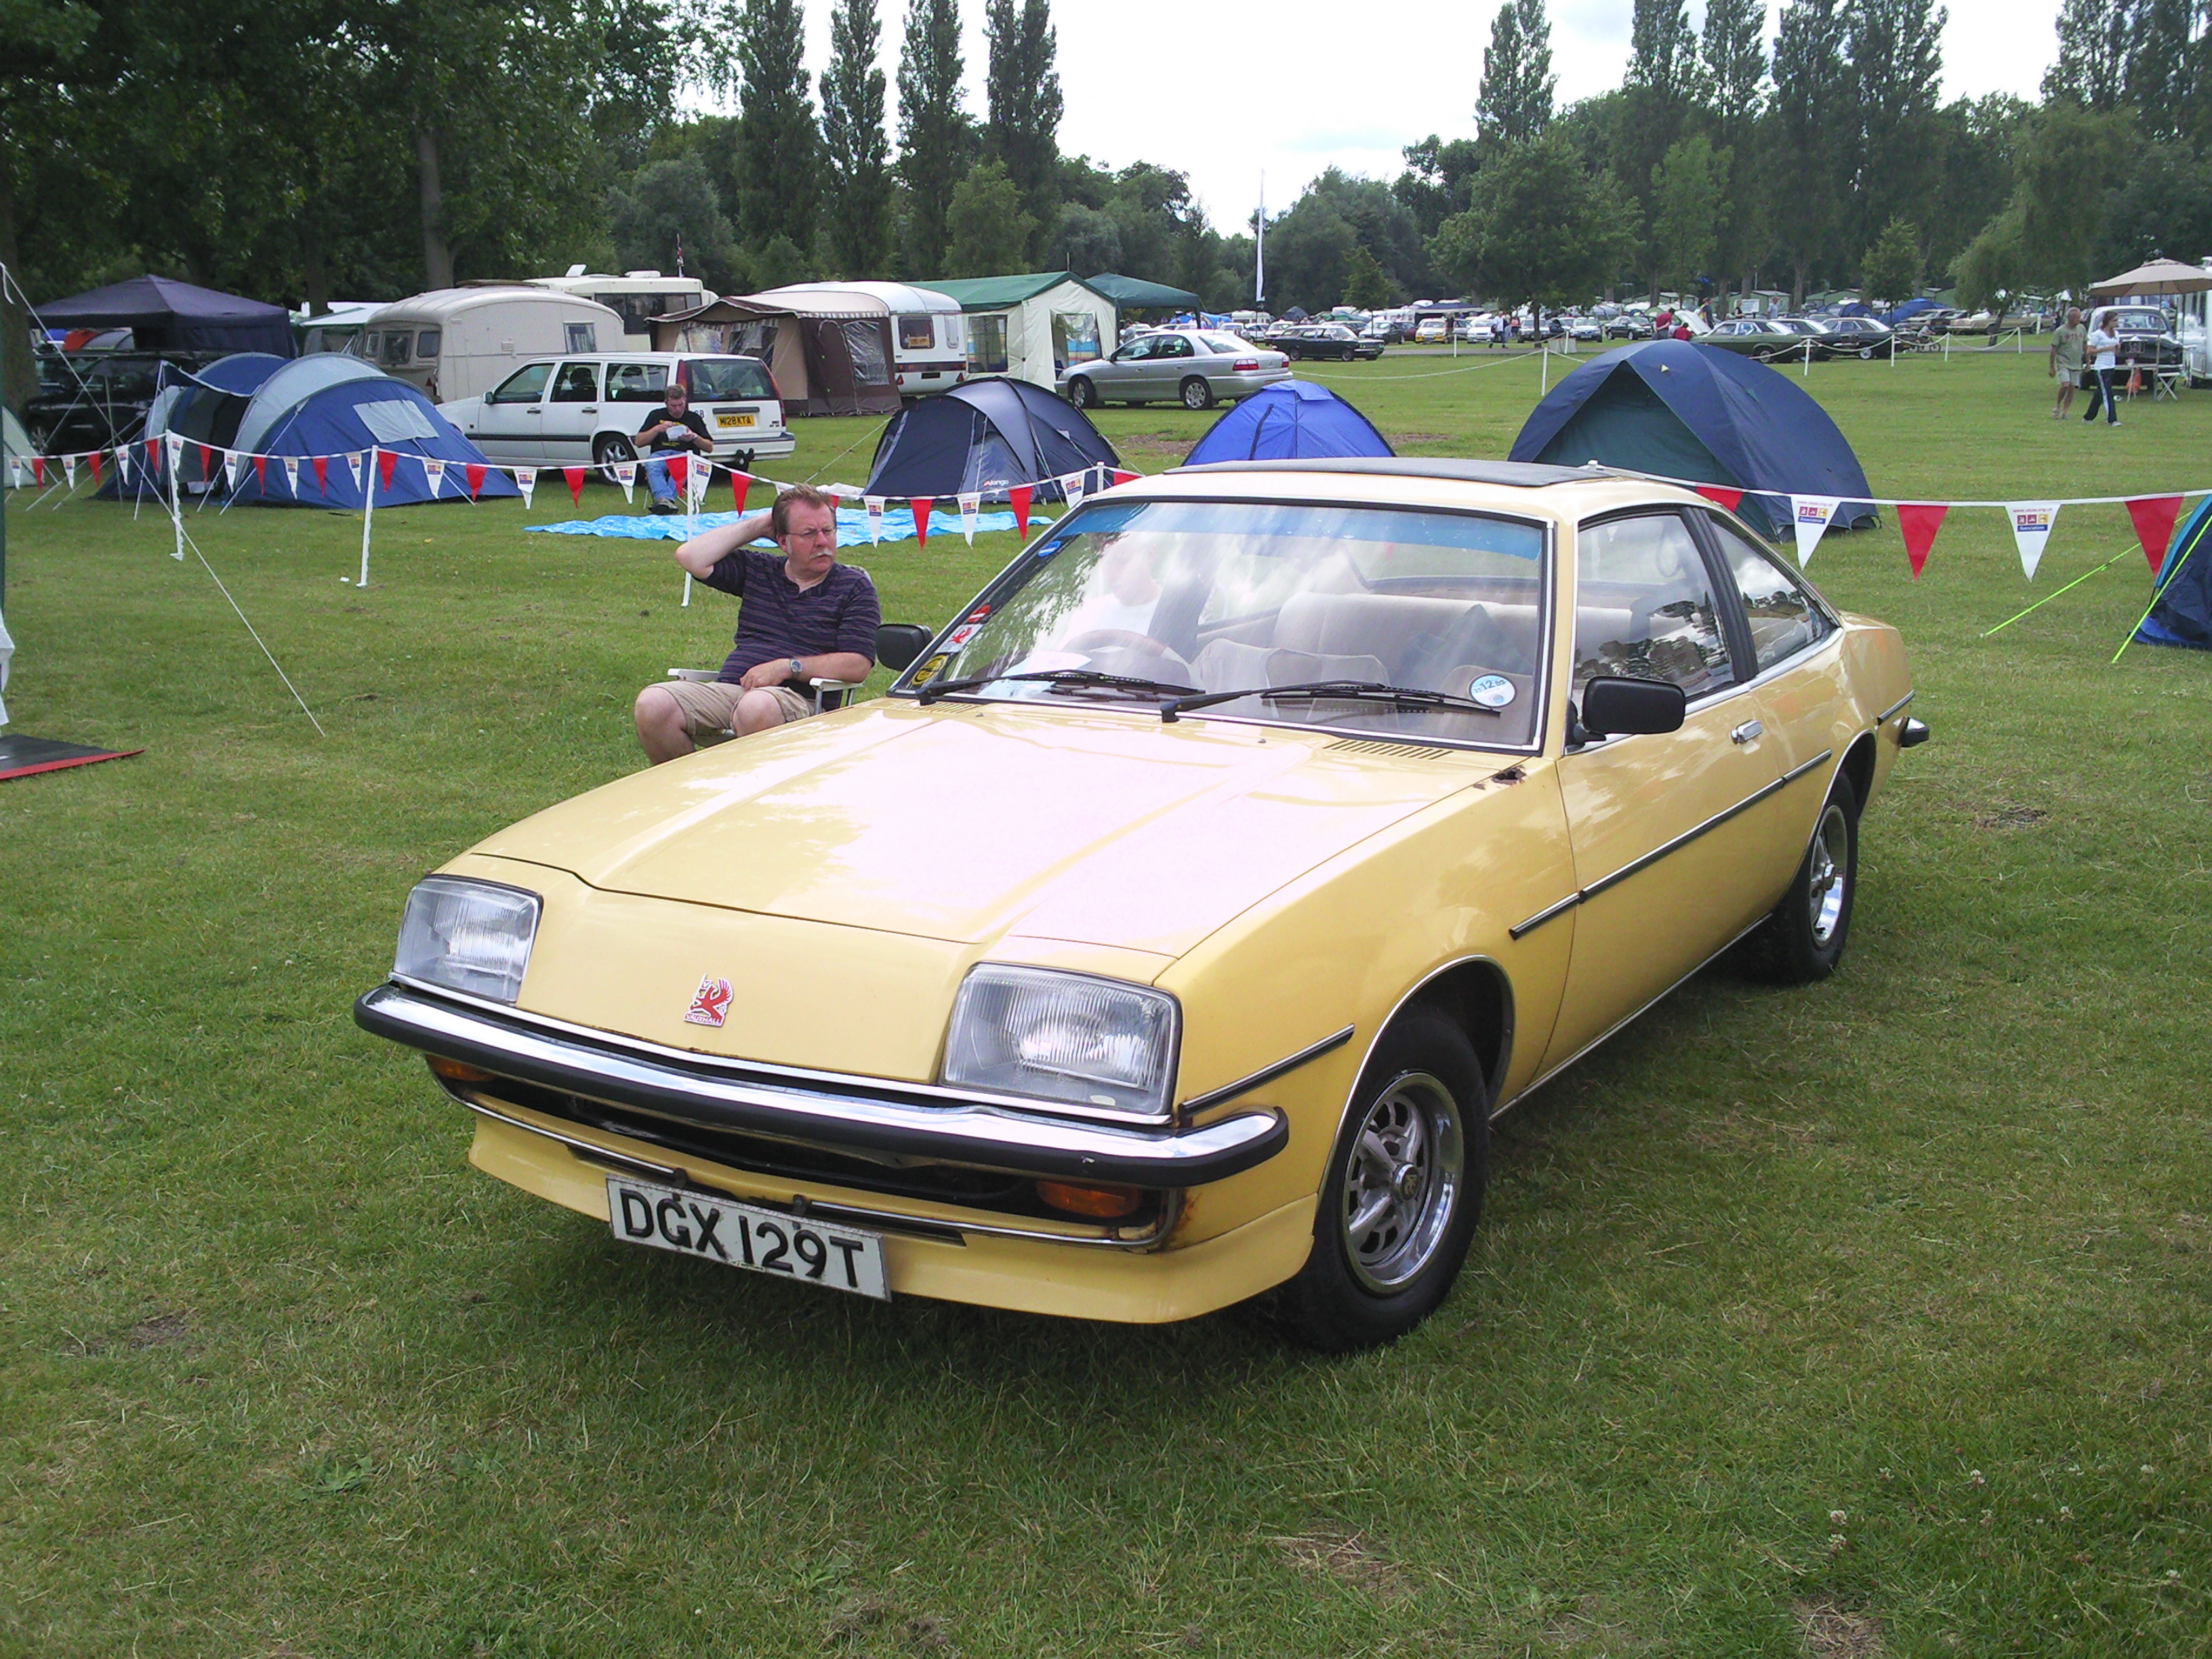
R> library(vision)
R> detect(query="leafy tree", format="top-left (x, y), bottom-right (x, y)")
top-left (1842, 0), bottom-right (1946, 260)
top-left (896, 0), bottom-right (971, 275)
top-left (733, 0), bottom-right (817, 252)
top-left (1700, 0), bottom-right (1767, 304)
top-left (1261, 193), bottom-right (1357, 312)
top-left (1050, 201), bottom-right (1122, 275)
top-left (1954, 202), bottom-right (2025, 323)
top-left (610, 156), bottom-right (734, 284)
top-left (2043, 0), bottom-right (2129, 110)
top-left (1344, 244), bottom-right (1397, 308)
top-left (1861, 215), bottom-right (1921, 300)
top-left (1300, 168), bottom-right (1429, 294)
top-left (2124, 0), bottom-right (2192, 141)
top-left (2018, 100), bottom-right (2135, 296)
top-left (821, 0), bottom-right (892, 275)
top-left (1769, 0), bottom-right (1849, 306)
top-left (1476, 0), bottom-right (1555, 156)
top-left (945, 159), bottom-right (1036, 276)
top-left (984, 0), bottom-right (1061, 258)
top-left (1648, 134), bottom-right (1723, 293)
top-left (2098, 140), bottom-right (2212, 276)
top-left (1392, 135), bottom-right (1481, 239)
top-left (1621, 0), bottom-right (1699, 286)
top-left (1431, 133), bottom-right (1639, 309)
top-left (1925, 94), bottom-right (2028, 280)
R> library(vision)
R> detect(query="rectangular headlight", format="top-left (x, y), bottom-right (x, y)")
top-left (941, 966), bottom-right (1178, 1118)
top-left (394, 876), bottom-right (540, 1005)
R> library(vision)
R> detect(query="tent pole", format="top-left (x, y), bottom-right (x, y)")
top-left (169, 441), bottom-right (184, 560)
top-left (359, 447), bottom-right (376, 588)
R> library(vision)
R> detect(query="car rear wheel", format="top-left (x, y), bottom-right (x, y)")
top-left (1181, 377), bottom-right (1214, 410)
top-left (1275, 1010), bottom-right (1486, 1351)
top-left (1068, 376), bottom-right (1097, 409)
top-left (593, 433), bottom-right (636, 487)
top-left (1858, 346), bottom-right (1875, 360)
top-left (1747, 771), bottom-right (1860, 984)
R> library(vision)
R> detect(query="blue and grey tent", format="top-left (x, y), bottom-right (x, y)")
top-left (1181, 380), bottom-right (1393, 466)
top-left (98, 353), bottom-right (291, 499)
top-left (1509, 340), bottom-right (1876, 539)
top-left (225, 372), bottom-right (514, 508)
top-left (2133, 495), bottom-right (2212, 651)
top-left (863, 377), bottom-right (1120, 504)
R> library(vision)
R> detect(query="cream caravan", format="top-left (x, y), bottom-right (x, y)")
top-left (753, 282), bottom-right (967, 394)
top-left (359, 287), bottom-right (623, 405)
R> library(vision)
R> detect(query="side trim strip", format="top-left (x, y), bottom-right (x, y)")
top-left (1179, 1025), bottom-right (1355, 1115)
top-left (1509, 749), bottom-right (1838, 938)
top-left (1876, 690), bottom-right (1916, 724)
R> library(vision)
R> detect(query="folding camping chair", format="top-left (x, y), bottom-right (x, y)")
top-left (667, 623), bottom-right (933, 741)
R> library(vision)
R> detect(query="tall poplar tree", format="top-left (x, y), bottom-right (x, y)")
top-left (985, 0), bottom-right (1062, 256)
top-left (2043, 0), bottom-right (2130, 110)
top-left (1700, 0), bottom-right (1768, 302)
top-left (1843, 0), bottom-right (1946, 259)
top-left (897, 0), bottom-right (970, 276)
top-left (1475, 0), bottom-right (1557, 157)
top-left (735, 0), bottom-right (818, 252)
top-left (1622, 0), bottom-right (1698, 287)
top-left (2125, 0), bottom-right (2193, 141)
top-left (821, 0), bottom-right (892, 274)
top-left (1769, 0), bottom-right (1848, 306)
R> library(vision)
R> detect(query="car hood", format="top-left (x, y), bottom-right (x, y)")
top-left (471, 702), bottom-right (1490, 958)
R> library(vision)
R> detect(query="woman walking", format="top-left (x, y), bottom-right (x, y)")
top-left (2081, 311), bottom-right (2122, 427)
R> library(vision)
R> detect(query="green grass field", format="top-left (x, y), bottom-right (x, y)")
top-left (3, 348), bottom-right (2207, 1658)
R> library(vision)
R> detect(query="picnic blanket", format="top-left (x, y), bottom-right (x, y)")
top-left (521, 504), bottom-right (1043, 546)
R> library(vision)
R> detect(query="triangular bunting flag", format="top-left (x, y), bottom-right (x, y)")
top-left (1061, 470), bottom-right (1087, 512)
top-left (117, 446), bottom-right (132, 485)
top-left (613, 459), bottom-right (636, 503)
top-left (562, 466), bottom-right (585, 506)
top-left (1109, 468), bottom-right (1139, 488)
top-left (422, 457), bottom-right (446, 496)
top-left (1694, 484), bottom-right (1744, 512)
top-left (464, 462), bottom-right (486, 500)
top-left (912, 500), bottom-right (931, 554)
top-left (2007, 501), bottom-right (2060, 581)
top-left (313, 455), bottom-right (329, 495)
top-left (87, 451), bottom-right (103, 486)
top-left (957, 491), bottom-right (981, 544)
top-left (62, 454), bottom-right (78, 489)
top-left (223, 451), bottom-right (243, 492)
top-left (8, 457), bottom-right (21, 489)
top-left (2125, 494), bottom-right (2183, 578)
top-left (376, 449), bottom-right (398, 491)
top-left (1896, 504), bottom-right (1947, 580)
top-left (864, 495), bottom-right (884, 544)
top-left (253, 454), bottom-right (267, 491)
top-left (165, 434), bottom-right (185, 474)
top-left (729, 470), bottom-right (751, 511)
top-left (689, 462), bottom-right (711, 510)
top-left (1789, 495), bottom-right (1839, 567)
top-left (514, 466), bottom-right (537, 508)
top-left (1008, 483), bottom-right (1032, 539)
top-left (282, 455), bottom-right (298, 495)
top-left (344, 452), bottom-right (363, 492)
top-left (145, 437), bottom-right (161, 475)
top-left (28, 456), bottom-right (43, 486)
top-left (197, 444), bottom-right (213, 482)
top-left (667, 454), bottom-right (689, 497)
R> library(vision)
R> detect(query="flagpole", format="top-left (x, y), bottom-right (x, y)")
top-left (359, 447), bottom-right (377, 588)
top-left (1255, 171), bottom-right (1265, 308)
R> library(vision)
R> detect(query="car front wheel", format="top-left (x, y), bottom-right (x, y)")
top-left (1276, 1010), bottom-right (1487, 1351)
top-left (1181, 377), bottom-right (1214, 410)
top-left (1749, 771), bottom-right (1860, 984)
top-left (593, 433), bottom-right (636, 486)
top-left (1068, 377), bottom-right (1097, 409)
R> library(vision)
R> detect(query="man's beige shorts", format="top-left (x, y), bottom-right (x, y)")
top-left (659, 678), bottom-right (812, 740)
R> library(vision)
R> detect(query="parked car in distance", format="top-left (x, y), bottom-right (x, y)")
top-left (1568, 316), bottom-right (1605, 342)
top-left (1275, 324), bottom-right (1383, 361)
top-left (1414, 316), bottom-right (1451, 342)
top-left (1604, 312), bottom-right (1654, 340)
top-left (22, 350), bottom-right (221, 455)
top-left (2086, 305), bottom-right (2184, 380)
top-left (1702, 317), bottom-right (1816, 361)
top-left (1822, 316), bottom-right (1896, 359)
top-left (1063, 329), bottom-right (1290, 409)
top-left (355, 456), bottom-right (1927, 1351)
top-left (439, 351), bottom-right (794, 474)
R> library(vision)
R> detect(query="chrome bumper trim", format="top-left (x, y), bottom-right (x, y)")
top-left (356, 983), bottom-right (1286, 1186)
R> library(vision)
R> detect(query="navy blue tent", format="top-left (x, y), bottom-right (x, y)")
top-left (864, 378), bottom-right (1120, 504)
top-left (2134, 496), bottom-right (2212, 651)
top-left (34, 276), bottom-right (295, 357)
top-left (227, 375), bottom-right (515, 508)
top-left (1509, 340), bottom-right (1877, 539)
top-left (1887, 298), bottom-right (1941, 325)
top-left (1182, 380), bottom-right (1394, 466)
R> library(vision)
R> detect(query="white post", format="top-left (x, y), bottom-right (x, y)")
top-left (682, 573), bottom-right (693, 608)
top-left (358, 447), bottom-right (377, 588)
top-left (1803, 336), bottom-right (1812, 378)
top-left (1944, 329), bottom-right (1951, 363)
top-left (1541, 346), bottom-right (1550, 394)
top-left (169, 447), bottom-right (184, 560)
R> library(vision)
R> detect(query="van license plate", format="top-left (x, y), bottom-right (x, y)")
top-left (715, 412), bottom-right (756, 429)
top-left (605, 1176), bottom-right (889, 1299)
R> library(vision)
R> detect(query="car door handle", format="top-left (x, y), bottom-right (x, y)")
top-left (580, 407), bottom-right (598, 413)
top-left (1731, 720), bottom-right (1763, 745)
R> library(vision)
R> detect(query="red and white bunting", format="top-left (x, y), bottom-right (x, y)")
top-left (1789, 495), bottom-right (1839, 567)
top-left (912, 498), bottom-right (933, 554)
top-left (165, 434), bottom-right (185, 476)
top-left (1061, 470), bottom-right (1087, 512)
top-left (116, 447), bottom-right (132, 486)
top-left (514, 466), bottom-right (537, 508)
top-left (2126, 495), bottom-right (2182, 577)
top-left (1896, 504), bottom-right (1947, 579)
top-left (376, 450), bottom-right (398, 492)
top-left (62, 453), bottom-right (77, 489)
top-left (464, 462), bottom-right (486, 500)
top-left (9, 457), bottom-right (22, 488)
top-left (667, 454), bottom-right (689, 497)
top-left (864, 495), bottom-right (885, 544)
top-left (957, 491), bottom-right (981, 544)
top-left (728, 470), bottom-right (751, 510)
top-left (223, 451), bottom-right (243, 493)
top-left (422, 457), bottom-right (446, 496)
top-left (253, 455), bottom-right (268, 491)
top-left (87, 451), bottom-right (103, 486)
top-left (1694, 484), bottom-right (1744, 512)
top-left (2007, 501), bottom-right (2060, 580)
top-left (344, 452), bottom-right (363, 492)
top-left (312, 455), bottom-right (328, 495)
top-left (561, 466), bottom-right (585, 506)
top-left (1110, 468), bottom-right (1140, 488)
top-left (1008, 483), bottom-right (1032, 539)
top-left (613, 459), bottom-right (636, 504)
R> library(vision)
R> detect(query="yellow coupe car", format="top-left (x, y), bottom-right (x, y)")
top-left (356, 459), bottom-right (1927, 1349)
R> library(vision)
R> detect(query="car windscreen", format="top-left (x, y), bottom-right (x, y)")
top-left (901, 498), bottom-right (1549, 748)
top-left (685, 357), bottom-right (776, 400)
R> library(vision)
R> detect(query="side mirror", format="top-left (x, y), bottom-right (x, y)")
top-left (1578, 676), bottom-right (1687, 739)
top-left (876, 622), bottom-right (934, 674)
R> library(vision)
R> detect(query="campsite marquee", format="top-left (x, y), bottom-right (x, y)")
top-left (920, 272), bottom-right (1117, 392)
top-left (34, 276), bottom-right (295, 358)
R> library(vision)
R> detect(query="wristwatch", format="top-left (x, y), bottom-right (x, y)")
top-left (787, 658), bottom-right (805, 682)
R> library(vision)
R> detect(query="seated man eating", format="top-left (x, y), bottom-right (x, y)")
top-left (634, 380), bottom-right (712, 514)
top-left (631, 485), bottom-right (880, 763)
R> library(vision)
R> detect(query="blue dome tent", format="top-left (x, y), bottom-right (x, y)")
top-left (98, 352), bottom-right (291, 500)
top-left (2133, 496), bottom-right (2212, 652)
top-left (863, 377), bottom-right (1120, 504)
top-left (226, 374), bottom-right (515, 508)
top-left (1181, 380), bottom-right (1393, 466)
top-left (1509, 340), bottom-right (1876, 539)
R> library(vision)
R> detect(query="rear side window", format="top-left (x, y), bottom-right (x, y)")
top-left (488, 363), bottom-right (552, 404)
top-left (416, 329), bottom-right (442, 357)
top-left (550, 362), bottom-right (598, 402)
top-left (1572, 514), bottom-right (1735, 698)
top-left (1707, 516), bottom-right (1833, 672)
top-left (605, 362), bottom-right (668, 402)
top-left (565, 321), bottom-right (597, 354)
top-left (378, 331), bottom-right (411, 367)
top-left (686, 357), bottom-right (776, 401)
top-left (1155, 335), bottom-right (1193, 359)
top-left (898, 314), bottom-right (935, 350)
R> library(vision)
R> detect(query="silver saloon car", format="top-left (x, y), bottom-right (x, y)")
top-left (1065, 329), bottom-right (1290, 410)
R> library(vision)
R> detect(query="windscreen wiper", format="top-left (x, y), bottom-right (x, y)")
top-left (917, 668), bottom-right (1202, 706)
top-left (1160, 680), bottom-right (1502, 723)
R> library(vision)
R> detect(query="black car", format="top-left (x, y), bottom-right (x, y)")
top-left (1275, 324), bottom-right (1382, 361)
top-left (1817, 316), bottom-right (1898, 359)
top-left (21, 350), bottom-right (220, 455)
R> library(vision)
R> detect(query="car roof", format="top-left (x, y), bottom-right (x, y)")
top-left (1150, 457), bottom-right (1712, 522)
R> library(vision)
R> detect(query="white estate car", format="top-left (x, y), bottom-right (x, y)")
top-left (440, 352), bottom-right (796, 476)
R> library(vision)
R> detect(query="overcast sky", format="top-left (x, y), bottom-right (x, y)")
top-left (740, 1), bottom-right (2063, 230)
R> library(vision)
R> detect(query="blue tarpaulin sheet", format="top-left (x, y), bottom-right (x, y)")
top-left (520, 504), bottom-right (1044, 546)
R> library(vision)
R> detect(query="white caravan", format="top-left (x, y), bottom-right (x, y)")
top-left (527, 270), bottom-right (714, 347)
top-left (359, 287), bottom-right (623, 405)
top-left (754, 281), bottom-right (968, 394)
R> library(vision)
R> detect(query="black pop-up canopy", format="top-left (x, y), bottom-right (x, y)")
top-left (35, 275), bottom-right (295, 357)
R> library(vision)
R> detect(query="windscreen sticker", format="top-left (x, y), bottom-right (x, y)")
top-left (1033, 539), bottom-right (1063, 559)
top-left (947, 624), bottom-right (981, 648)
top-left (1468, 674), bottom-right (1517, 708)
top-left (910, 654), bottom-right (949, 686)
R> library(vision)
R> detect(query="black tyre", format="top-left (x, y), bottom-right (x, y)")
top-left (1180, 376), bottom-right (1214, 410)
top-left (1748, 771), bottom-right (1860, 985)
top-left (1068, 376), bottom-right (1097, 409)
top-left (1858, 345), bottom-right (1875, 360)
top-left (1277, 1010), bottom-right (1488, 1352)
top-left (1340, 346), bottom-right (1356, 361)
top-left (592, 432), bottom-right (636, 487)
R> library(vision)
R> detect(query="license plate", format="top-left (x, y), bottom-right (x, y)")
top-left (715, 411), bottom-right (756, 429)
top-left (605, 1176), bottom-right (889, 1300)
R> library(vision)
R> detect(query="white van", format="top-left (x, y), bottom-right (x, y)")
top-left (754, 281), bottom-right (967, 394)
top-left (527, 270), bottom-right (713, 347)
top-left (439, 351), bottom-right (794, 474)
top-left (360, 287), bottom-right (623, 405)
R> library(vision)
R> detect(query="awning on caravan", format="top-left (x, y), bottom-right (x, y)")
top-left (651, 297), bottom-right (900, 417)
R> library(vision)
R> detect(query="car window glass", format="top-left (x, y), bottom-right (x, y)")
top-left (605, 362), bottom-right (667, 402)
top-left (1200, 333), bottom-right (1246, 353)
top-left (1708, 516), bottom-right (1833, 671)
top-left (550, 362), bottom-right (598, 402)
top-left (489, 363), bottom-right (552, 404)
top-left (687, 357), bottom-right (776, 400)
top-left (417, 329), bottom-right (442, 357)
top-left (1155, 335), bottom-right (1193, 359)
top-left (898, 314), bottom-right (935, 350)
top-left (1118, 337), bottom-right (1153, 361)
top-left (1572, 514), bottom-right (1735, 697)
